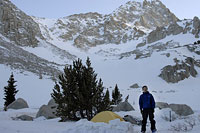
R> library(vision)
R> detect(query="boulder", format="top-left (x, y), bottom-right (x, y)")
top-left (123, 115), bottom-right (142, 125)
top-left (7, 98), bottom-right (29, 110)
top-left (48, 99), bottom-right (57, 107)
top-left (36, 105), bottom-right (57, 119)
top-left (130, 83), bottom-right (140, 89)
top-left (156, 102), bottom-right (169, 109)
top-left (169, 104), bottom-right (194, 116)
top-left (14, 115), bottom-right (33, 121)
top-left (112, 101), bottom-right (134, 112)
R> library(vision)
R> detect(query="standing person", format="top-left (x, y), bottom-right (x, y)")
top-left (139, 86), bottom-right (156, 133)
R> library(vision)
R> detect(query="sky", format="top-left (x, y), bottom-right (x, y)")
top-left (10, 0), bottom-right (200, 19)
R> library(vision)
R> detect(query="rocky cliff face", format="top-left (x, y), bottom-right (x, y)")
top-left (112, 0), bottom-right (178, 29)
top-left (159, 57), bottom-right (199, 83)
top-left (0, 0), bottom-right (43, 47)
top-left (34, 0), bottom-right (178, 49)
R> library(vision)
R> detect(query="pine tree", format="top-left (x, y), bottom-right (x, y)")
top-left (112, 84), bottom-right (122, 105)
top-left (51, 57), bottom-right (110, 121)
top-left (103, 89), bottom-right (111, 111)
top-left (4, 73), bottom-right (18, 111)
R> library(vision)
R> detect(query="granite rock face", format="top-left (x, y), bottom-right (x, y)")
top-left (159, 57), bottom-right (198, 83)
top-left (192, 16), bottom-right (200, 38)
top-left (0, 0), bottom-right (44, 47)
top-left (34, 0), bottom-right (178, 48)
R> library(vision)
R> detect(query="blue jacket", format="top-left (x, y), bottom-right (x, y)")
top-left (139, 91), bottom-right (155, 110)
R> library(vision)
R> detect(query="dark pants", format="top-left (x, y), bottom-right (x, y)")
top-left (141, 109), bottom-right (156, 132)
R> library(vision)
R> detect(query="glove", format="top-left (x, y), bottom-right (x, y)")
top-left (152, 108), bottom-right (155, 113)
top-left (140, 109), bottom-right (143, 114)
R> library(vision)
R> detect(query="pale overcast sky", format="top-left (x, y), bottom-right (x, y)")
top-left (10, 0), bottom-right (200, 19)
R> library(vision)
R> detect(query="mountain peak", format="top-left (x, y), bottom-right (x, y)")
top-left (111, 0), bottom-right (178, 29)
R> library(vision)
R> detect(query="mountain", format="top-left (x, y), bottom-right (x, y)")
top-left (0, 0), bottom-right (200, 110)
top-left (34, 0), bottom-right (178, 49)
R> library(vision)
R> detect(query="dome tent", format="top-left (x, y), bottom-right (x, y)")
top-left (91, 111), bottom-right (124, 123)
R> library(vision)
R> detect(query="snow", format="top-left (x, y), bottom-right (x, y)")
top-left (0, 107), bottom-right (200, 133)
top-left (1, 6), bottom-right (200, 133)
top-left (0, 65), bottom-right (54, 108)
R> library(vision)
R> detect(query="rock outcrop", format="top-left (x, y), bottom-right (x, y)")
top-left (123, 115), bottom-right (142, 125)
top-left (7, 98), bottom-right (29, 110)
top-left (147, 22), bottom-right (183, 44)
top-left (0, 0), bottom-right (44, 47)
top-left (192, 16), bottom-right (200, 38)
top-left (0, 39), bottom-right (63, 79)
top-left (34, 0), bottom-right (178, 48)
top-left (159, 57), bottom-right (198, 83)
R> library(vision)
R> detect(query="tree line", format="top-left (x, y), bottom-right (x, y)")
top-left (2, 57), bottom-right (123, 121)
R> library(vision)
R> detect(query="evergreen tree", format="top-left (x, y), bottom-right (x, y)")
top-left (103, 89), bottom-right (111, 111)
top-left (51, 57), bottom-right (110, 121)
top-left (4, 73), bottom-right (18, 111)
top-left (112, 84), bottom-right (122, 105)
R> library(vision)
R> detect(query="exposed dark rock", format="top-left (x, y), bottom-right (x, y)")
top-left (187, 43), bottom-right (200, 55)
top-left (123, 115), bottom-right (142, 125)
top-left (167, 23), bottom-right (183, 35)
top-left (0, 0), bottom-right (44, 46)
top-left (0, 39), bottom-right (63, 79)
top-left (130, 83), bottom-right (140, 89)
top-left (147, 27), bottom-right (167, 44)
top-left (159, 57), bottom-right (198, 83)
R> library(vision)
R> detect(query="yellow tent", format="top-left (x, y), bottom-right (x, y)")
top-left (91, 111), bottom-right (124, 123)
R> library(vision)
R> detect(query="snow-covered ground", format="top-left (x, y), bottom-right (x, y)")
top-left (0, 107), bottom-right (200, 133)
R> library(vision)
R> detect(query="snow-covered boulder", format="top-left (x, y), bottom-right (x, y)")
top-left (112, 101), bottom-right (134, 112)
top-left (7, 98), bottom-right (29, 110)
top-left (36, 105), bottom-right (57, 119)
top-left (169, 104), bottom-right (194, 116)
top-left (13, 115), bottom-right (33, 121)
top-left (123, 115), bottom-right (142, 125)
top-left (156, 102), bottom-right (169, 109)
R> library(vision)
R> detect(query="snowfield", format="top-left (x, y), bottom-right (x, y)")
top-left (1, 31), bottom-right (200, 132)
top-left (0, 108), bottom-right (200, 133)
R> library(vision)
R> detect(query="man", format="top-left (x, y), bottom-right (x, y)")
top-left (139, 86), bottom-right (156, 133)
